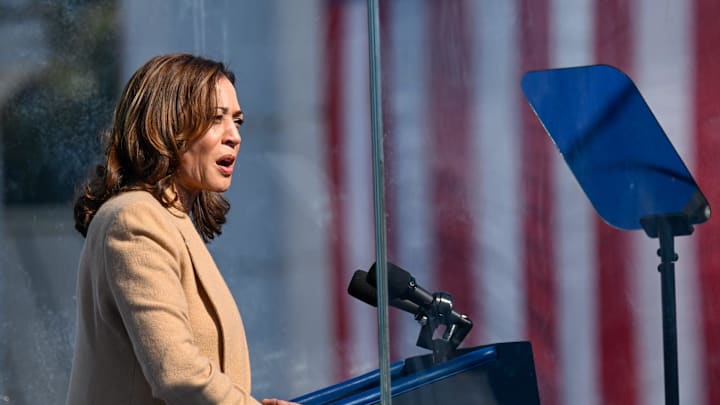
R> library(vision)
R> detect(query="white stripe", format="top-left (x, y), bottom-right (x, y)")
top-left (471, 0), bottom-right (525, 344)
top-left (342, 1), bottom-right (378, 374)
top-left (387, 0), bottom-right (434, 360)
top-left (550, 0), bottom-right (594, 67)
top-left (630, 233), bottom-right (665, 405)
top-left (548, 1), bottom-right (600, 404)
top-left (634, 0), bottom-right (704, 403)
top-left (273, 0), bottom-right (334, 392)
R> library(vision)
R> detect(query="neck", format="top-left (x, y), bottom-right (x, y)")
top-left (168, 183), bottom-right (197, 213)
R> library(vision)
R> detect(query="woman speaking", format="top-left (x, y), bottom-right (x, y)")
top-left (67, 54), bottom-right (298, 405)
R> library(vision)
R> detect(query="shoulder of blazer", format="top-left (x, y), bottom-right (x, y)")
top-left (99, 190), bottom-right (184, 221)
top-left (85, 191), bottom-right (201, 282)
top-left (94, 191), bottom-right (191, 238)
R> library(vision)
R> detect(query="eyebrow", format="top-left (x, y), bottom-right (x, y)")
top-left (216, 106), bottom-right (243, 116)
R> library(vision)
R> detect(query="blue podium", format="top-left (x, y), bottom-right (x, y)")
top-left (292, 341), bottom-right (540, 405)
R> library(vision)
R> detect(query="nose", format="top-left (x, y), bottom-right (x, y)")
top-left (224, 122), bottom-right (241, 148)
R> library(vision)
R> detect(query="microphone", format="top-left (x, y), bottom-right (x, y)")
top-left (367, 262), bottom-right (433, 305)
top-left (366, 262), bottom-right (472, 327)
top-left (347, 270), bottom-right (421, 314)
top-left (356, 262), bottom-right (474, 358)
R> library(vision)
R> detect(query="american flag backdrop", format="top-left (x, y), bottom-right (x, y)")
top-left (313, 0), bottom-right (720, 404)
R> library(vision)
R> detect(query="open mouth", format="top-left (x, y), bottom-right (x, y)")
top-left (216, 156), bottom-right (235, 174)
top-left (217, 156), bottom-right (235, 168)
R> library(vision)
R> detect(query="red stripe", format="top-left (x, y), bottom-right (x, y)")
top-left (594, 219), bottom-right (637, 405)
top-left (594, 1), bottom-right (638, 404)
top-left (518, 1), bottom-right (559, 404)
top-left (694, 1), bottom-right (720, 403)
top-left (427, 0), bottom-right (478, 340)
top-left (324, 0), bottom-right (351, 380)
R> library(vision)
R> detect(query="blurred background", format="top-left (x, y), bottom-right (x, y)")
top-left (2, 0), bottom-right (720, 404)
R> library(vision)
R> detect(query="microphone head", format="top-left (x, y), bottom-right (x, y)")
top-left (367, 262), bottom-right (414, 299)
top-left (348, 269), bottom-right (423, 314)
top-left (347, 270), bottom-right (379, 307)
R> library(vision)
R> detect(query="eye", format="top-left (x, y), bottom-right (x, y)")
top-left (213, 115), bottom-right (224, 124)
top-left (233, 117), bottom-right (244, 128)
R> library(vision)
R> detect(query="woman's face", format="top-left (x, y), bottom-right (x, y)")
top-left (176, 76), bottom-right (243, 201)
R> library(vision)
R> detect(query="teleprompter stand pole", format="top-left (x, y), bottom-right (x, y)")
top-left (639, 214), bottom-right (693, 405)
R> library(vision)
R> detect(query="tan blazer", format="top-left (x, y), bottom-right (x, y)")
top-left (66, 191), bottom-right (261, 405)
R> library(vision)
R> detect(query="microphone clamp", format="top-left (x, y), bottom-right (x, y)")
top-left (415, 291), bottom-right (473, 363)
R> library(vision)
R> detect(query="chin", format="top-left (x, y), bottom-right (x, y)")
top-left (212, 181), bottom-right (232, 193)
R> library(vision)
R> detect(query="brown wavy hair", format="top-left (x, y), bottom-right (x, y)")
top-left (74, 53), bottom-right (236, 241)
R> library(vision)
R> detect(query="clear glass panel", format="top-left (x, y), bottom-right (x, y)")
top-left (0, 0), bottom-right (374, 403)
top-left (378, 0), bottom-right (720, 404)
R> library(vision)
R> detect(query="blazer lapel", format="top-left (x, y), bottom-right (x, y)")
top-left (166, 209), bottom-right (246, 378)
